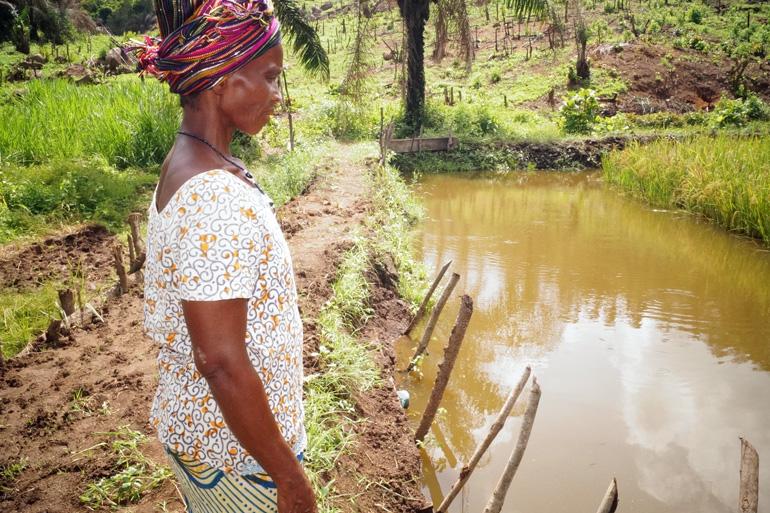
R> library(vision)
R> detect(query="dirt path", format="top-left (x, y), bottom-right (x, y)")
top-left (0, 144), bottom-right (425, 513)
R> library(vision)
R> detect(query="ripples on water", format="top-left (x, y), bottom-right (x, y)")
top-left (397, 171), bottom-right (770, 513)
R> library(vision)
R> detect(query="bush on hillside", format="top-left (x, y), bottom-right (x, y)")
top-left (559, 89), bottom-right (600, 134)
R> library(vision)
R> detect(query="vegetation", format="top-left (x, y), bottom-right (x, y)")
top-left (604, 134), bottom-right (770, 243)
top-left (79, 426), bottom-right (172, 509)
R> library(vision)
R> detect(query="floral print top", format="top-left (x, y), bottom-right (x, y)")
top-left (143, 169), bottom-right (305, 475)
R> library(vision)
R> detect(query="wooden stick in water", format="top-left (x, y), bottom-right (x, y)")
top-left (436, 366), bottom-right (532, 513)
top-left (739, 438), bottom-right (759, 513)
top-left (595, 478), bottom-right (619, 513)
top-left (482, 377), bottom-right (542, 513)
top-left (404, 260), bottom-right (452, 336)
top-left (414, 295), bottom-right (473, 444)
top-left (406, 272), bottom-right (460, 372)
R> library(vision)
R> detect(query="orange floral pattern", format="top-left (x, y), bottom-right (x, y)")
top-left (143, 169), bottom-right (305, 475)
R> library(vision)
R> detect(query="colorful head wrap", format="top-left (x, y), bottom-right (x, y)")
top-left (130, 0), bottom-right (281, 96)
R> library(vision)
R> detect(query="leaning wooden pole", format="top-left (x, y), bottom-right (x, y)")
top-left (482, 377), bottom-right (542, 513)
top-left (404, 260), bottom-right (452, 336)
top-left (436, 366), bottom-right (532, 512)
top-left (406, 272), bottom-right (460, 371)
top-left (739, 438), bottom-right (759, 513)
top-left (414, 295), bottom-right (473, 444)
top-left (595, 477), bottom-right (619, 513)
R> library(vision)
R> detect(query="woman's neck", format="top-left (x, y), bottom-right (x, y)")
top-left (179, 107), bottom-right (235, 156)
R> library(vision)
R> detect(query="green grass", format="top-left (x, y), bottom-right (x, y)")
top-left (603, 134), bottom-right (770, 243)
top-left (0, 283), bottom-right (59, 358)
top-left (0, 457), bottom-right (28, 496)
top-left (79, 426), bottom-right (172, 510)
top-left (0, 78), bottom-right (178, 168)
top-left (0, 157), bottom-right (157, 242)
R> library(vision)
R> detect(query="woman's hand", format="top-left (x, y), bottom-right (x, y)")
top-left (275, 463), bottom-right (318, 513)
top-left (182, 298), bottom-right (316, 511)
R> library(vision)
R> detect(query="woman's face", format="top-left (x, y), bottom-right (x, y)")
top-left (219, 43), bottom-right (284, 135)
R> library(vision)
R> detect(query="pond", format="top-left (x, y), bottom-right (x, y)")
top-left (396, 171), bottom-right (770, 513)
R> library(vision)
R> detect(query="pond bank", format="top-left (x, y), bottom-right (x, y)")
top-left (391, 134), bottom-right (661, 173)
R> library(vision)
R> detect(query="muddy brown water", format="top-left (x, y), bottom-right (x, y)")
top-left (396, 171), bottom-right (770, 513)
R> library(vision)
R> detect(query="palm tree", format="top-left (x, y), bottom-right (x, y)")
top-left (275, 0), bottom-right (329, 80)
top-left (398, 0), bottom-right (431, 133)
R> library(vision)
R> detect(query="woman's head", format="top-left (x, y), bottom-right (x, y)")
top-left (132, 0), bottom-right (282, 133)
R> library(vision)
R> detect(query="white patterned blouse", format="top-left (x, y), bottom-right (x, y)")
top-left (143, 169), bottom-right (306, 475)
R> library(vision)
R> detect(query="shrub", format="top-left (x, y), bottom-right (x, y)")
top-left (711, 94), bottom-right (770, 127)
top-left (687, 5), bottom-right (704, 24)
top-left (559, 89), bottom-right (600, 134)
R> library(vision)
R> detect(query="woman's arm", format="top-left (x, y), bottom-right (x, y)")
top-left (182, 298), bottom-right (316, 513)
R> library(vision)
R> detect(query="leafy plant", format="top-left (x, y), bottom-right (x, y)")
top-left (80, 426), bottom-right (172, 510)
top-left (559, 89), bottom-right (600, 134)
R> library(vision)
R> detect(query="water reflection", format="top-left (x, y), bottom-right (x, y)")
top-left (397, 172), bottom-right (770, 513)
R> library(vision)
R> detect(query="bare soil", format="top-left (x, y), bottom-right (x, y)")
top-left (0, 225), bottom-right (116, 291)
top-left (592, 43), bottom-right (770, 113)
top-left (0, 148), bottom-right (426, 513)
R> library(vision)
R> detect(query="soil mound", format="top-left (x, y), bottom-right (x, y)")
top-left (0, 225), bottom-right (116, 291)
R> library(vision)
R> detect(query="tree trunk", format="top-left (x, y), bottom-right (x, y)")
top-left (433, 0), bottom-right (449, 62)
top-left (398, 0), bottom-right (430, 133)
top-left (739, 438), bottom-right (759, 513)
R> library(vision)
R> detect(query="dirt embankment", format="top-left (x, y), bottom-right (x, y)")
top-left (0, 150), bottom-right (426, 513)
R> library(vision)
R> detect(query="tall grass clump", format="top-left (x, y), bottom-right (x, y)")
top-left (250, 144), bottom-right (325, 208)
top-left (0, 157), bottom-right (156, 241)
top-left (0, 78), bottom-right (178, 168)
top-left (603, 135), bottom-right (770, 243)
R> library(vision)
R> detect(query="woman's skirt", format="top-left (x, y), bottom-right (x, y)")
top-left (165, 448), bottom-right (279, 513)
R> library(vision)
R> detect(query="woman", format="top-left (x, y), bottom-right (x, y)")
top-left (133, 1), bottom-right (316, 511)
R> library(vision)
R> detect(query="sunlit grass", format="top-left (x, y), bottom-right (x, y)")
top-left (603, 134), bottom-right (770, 243)
top-left (0, 78), bottom-right (178, 168)
top-left (0, 283), bottom-right (59, 358)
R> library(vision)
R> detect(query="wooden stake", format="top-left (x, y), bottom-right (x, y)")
top-left (127, 233), bottom-right (136, 267)
top-left (282, 70), bottom-right (295, 152)
top-left (404, 260), bottom-right (452, 336)
top-left (437, 366), bottom-right (532, 512)
top-left (595, 478), bottom-right (619, 513)
top-left (113, 245), bottom-right (129, 294)
top-left (127, 213), bottom-right (144, 256)
top-left (482, 377), bottom-right (542, 513)
top-left (406, 272), bottom-right (460, 371)
top-left (58, 288), bottom-right (76, 317)
top-left (414, 295), bottom-right (473, 443)
top-left (739, 438), bottom-right (759, 513)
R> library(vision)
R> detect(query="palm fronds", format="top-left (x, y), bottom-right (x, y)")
top-left (275, 0), bottom-right (329, 80)
top-left (505, 0), bottom-right (550, 19)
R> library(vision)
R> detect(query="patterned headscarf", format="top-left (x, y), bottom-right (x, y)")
top-left (131, 0), bottom-right (281, 96)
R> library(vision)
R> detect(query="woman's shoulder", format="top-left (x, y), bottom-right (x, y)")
top-left (157, 169), bottom-right (249, 216)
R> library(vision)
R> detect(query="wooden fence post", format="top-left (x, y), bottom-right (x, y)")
top-left (414, 295), bottom-right (473, 443)
top-left (404, 260), bottom-right (452, 336)
top-left (406, 272), bottom-right (460, 371)
top-left (482, 377), bottom-right (542, 513)
top-left (739, 438), bottom-right (759, 513)
top-left (113, 245), bottom-right (129, 294)
top-left (436, 366), bottom-right (532, 512)
top-left (595, 478), bottom-right (619, 513)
